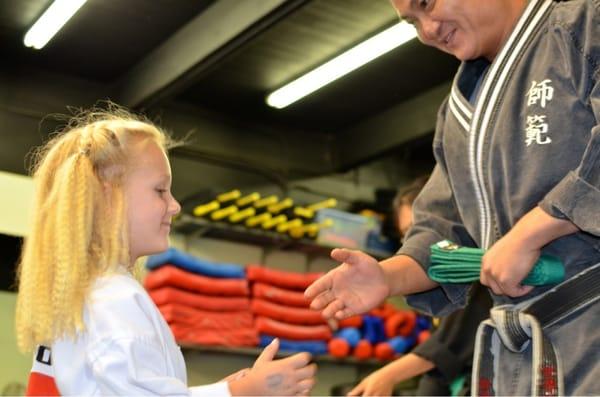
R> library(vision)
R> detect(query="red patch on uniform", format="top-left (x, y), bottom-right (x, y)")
top-left (26, 372), bottom-right (60, 396)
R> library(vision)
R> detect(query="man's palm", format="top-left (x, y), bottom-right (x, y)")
top-left (306, 248), bottom-right (389, 319)
top-left (330, 260), bottom-right (388, 315)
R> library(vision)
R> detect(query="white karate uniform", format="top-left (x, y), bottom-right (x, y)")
top-left (36, 269), bottom-right (230, 396)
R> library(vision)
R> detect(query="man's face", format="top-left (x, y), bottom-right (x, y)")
top-left (390, 0), bottom-right (522, 61)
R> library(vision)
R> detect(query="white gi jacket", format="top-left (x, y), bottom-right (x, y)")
top-left (38, 269), bottom-right (230, 396)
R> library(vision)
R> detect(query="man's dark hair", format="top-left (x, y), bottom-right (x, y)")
top-left (391, 175), bottom-right (430, 239)
top-left (393, 174), bottom-right (430, 210)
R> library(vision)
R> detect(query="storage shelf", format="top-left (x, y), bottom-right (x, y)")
top-left (180, 343), bottom-right (387, 367)
top-left (173, 214), bottom-right (391, 259)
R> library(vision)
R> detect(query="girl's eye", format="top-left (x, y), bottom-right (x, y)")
top-left (156, 189), bottom-right (167, 195)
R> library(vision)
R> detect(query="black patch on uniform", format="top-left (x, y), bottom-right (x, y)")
top-left (36, 345), bottom-right (52, 365)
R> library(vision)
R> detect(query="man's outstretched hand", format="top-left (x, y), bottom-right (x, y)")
top-left (304, 248), bottom-right (390, 320)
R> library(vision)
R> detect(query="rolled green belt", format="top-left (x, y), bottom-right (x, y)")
top-left (428, 240), bottom-right (565, 285)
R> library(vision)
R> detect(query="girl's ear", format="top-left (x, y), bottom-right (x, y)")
top-left (102, 182), bottom-right (118, 212)
top-left (102, 181), bottom-right (112, 197)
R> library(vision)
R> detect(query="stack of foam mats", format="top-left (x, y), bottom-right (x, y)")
top-left (145, 248), bottom-right (258, 347)
top-left (247, 265), bottom-right (330, 355)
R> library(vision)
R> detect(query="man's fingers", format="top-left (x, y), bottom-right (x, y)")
top-left (305, 273), bottom-right (333, 300)
top-left (322, 299), bottom-right (346, 319)
top-left (479, 270), bottom-right (489, 288)
top-left (327, 318), bottom-right (339, 331)
top-left (481, 273), bottom-right (502, 296)
top-left (490, 280), bottom-right (503, 296)
top-left (309, 289), bottom-right (337, 311)
top-left (482, 267), bottom-right (535, 297)
top-left (334, 306), bottom-right (355, 320)
top-left (481, 265), bottom-right (506, 295)
top-left (500, 282), bottom-right (534, 298)
top-left (518, 284), bottom-right (534, 296)
top-left (331, 248), bottom-right (367, 266)
top-left (330, 248), bottom-right (350, 262)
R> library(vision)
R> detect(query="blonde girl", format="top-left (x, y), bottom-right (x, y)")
top-left (16, 105), bottom-right (316, 396)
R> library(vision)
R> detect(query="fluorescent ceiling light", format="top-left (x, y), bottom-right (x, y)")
top-left (23, 0), bottom-right (88, 50)
top-left (266, 22), bottom-right (417, 109)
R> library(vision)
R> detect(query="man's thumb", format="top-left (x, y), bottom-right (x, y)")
top-left (331, 248), bottom-right (368, 267)
top-left (253, 338), bottom-right (279, 367)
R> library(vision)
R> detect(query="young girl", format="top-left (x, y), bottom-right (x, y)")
top-left (16, 105), bottom-right (316, 396)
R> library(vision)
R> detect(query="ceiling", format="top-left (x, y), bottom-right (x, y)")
top-left (0, 0), bottom-right (459, 202)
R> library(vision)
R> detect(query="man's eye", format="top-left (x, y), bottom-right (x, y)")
top-left (418, 0), bottom-right (431, 9)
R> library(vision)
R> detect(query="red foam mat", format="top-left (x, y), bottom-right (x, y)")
top-left (252, 282), bottom-right (311, 307)
top-left (251, 298), bottom-right (325, 325)
top-left (159, 303), bottom-right (254, 329)
top-left (246, 265), bottom-right (323, 290)
top-left (149, 287), bottom-right (250, 311)
top-left (170, 323), bottom-right (259, 347)
top-left (254, 316), bottom-right (332, 340)
top-left (144, 265), bottom-right (249, 296)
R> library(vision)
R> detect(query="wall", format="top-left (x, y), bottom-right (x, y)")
top-left (0, 171), bottom-right (33, 238)
top-left (0, 172), bottom-right (33, 392)
top-left (0, 291), bottom-right (30, 394)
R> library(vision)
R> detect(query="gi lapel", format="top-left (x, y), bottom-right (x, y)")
top-left (467, 0), bottom-right (554, 249)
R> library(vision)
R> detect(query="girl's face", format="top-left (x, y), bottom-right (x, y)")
top-left (390, 0), bottom-right (524, 62)
top-left (124, 139), bottom-right (181, 262)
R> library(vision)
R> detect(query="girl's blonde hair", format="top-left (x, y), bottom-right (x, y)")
top-left (16, 104), bottom-right (175, 352)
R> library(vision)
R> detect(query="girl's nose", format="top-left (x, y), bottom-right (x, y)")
top-left (169, 194), bottom-right (181, 215)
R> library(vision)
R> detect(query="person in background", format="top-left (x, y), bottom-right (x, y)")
top-left (348, 176), bottom-right (492, 396)
top-left (306, 0), bottom-right (599, 395)
top-left (16, 104), bottom-right (316, 396)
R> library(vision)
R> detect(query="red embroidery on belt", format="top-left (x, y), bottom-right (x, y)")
top-left (479, 377), bottom-right (493, 396)
top-left (540, 365), bottom-right (558, 396)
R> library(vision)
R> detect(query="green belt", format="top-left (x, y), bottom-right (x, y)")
top-left (427, 240), bottom-right (564, 285)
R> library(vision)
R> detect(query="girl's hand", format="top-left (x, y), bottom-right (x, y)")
top-left (221, 368), bottom-right (249, 383)
top-left (229, 338), bottom-right (317, 396)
